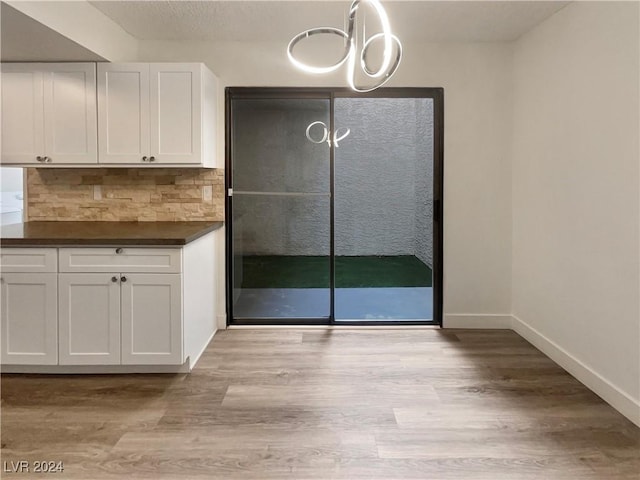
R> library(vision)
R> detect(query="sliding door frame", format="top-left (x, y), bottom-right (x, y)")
top-left (225, 89), bottom-right (334, 326)
top-left (225, 87), bottom-right (444, 327)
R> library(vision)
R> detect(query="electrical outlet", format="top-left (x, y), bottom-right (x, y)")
top-left (93, 185), bottom-right (102, 200)
top-left (202, 185), bottom-right (213, 201)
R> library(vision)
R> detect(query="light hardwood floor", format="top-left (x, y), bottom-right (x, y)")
top-left (1, 329), bottom-right (638, 479)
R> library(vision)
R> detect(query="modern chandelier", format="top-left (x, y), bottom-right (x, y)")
top-left (287, 0), bottom-right (402, 93)
top-left (305, 121), bottom-right (351, 147)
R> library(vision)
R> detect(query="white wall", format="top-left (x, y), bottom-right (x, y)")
top-left (6, 0), bottom-right (137, 62)
top-left (137, 39), bottom-right (514, 326)
top-left (512, 2), bottom-right (640, 424)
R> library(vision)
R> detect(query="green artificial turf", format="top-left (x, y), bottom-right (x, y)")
top-left (237, 255), bottom-right (432, 288)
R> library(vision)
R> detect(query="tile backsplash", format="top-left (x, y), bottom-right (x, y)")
top-left (26, 168), bottom-right (224, 222)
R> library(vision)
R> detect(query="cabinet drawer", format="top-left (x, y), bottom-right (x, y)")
top-left (0, 248), bottom-right (57, 273)
top-left (59, 248), bottom-right (181, 273)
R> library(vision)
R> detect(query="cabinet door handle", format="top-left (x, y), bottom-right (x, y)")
top-left (115, 248), bottom-right (123, 254)
top-left (142, 156), bottom-right (148, 162)
top-left (111, 276), bottom-right (118, 283)
top-left (36, 156), bottom-right (44, 162)
top-left (44, 156), bottom-right (52, 163)
top-left (149, 156), bottom-right (156, 162)
top-left (120, 276), bottom-right (127, 283)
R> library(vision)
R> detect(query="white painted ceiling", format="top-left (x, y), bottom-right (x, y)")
top-left (89, 0), bottom-right (569, 43)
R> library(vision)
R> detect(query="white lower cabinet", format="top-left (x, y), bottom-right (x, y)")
top-left (58, 274), bottom-right (121, 365)
top-left (121, 274), bottom-right (182, 365)
top-left (0, 272), bottom-right (58, 365)
top-left (0, 233), bottom-right (216, 372)
top-left (58, 273), bottom-right (182, 366)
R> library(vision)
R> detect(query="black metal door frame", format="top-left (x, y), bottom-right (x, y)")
top-left (225, 87), bottom-right (444, 327)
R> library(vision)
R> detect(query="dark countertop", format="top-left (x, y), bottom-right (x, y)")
top-left (0, 221), bottom-right (223, 246)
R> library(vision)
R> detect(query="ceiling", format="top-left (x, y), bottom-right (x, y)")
top-left (89, 0), bottom-right (569, 43)
top-left (1, 3), bottom-right (104, 61)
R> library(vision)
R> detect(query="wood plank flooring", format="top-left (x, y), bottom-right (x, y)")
top-left (1, 329), bottom-right (638, 479)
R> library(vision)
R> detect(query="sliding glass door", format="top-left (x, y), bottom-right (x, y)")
top-left (227, 89), bottom-right (442, 326)
top-left (229, 97), bottom-right (332, 322)
top-left (333, 96), bottom-right (435, 321)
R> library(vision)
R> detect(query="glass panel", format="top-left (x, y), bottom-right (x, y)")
top-left (0, 167), bottom-right (24, 225)
top-left (233, 99), bottom-right (330, 194)
top-left (334, 97), bottom-right (434, 321)
top-left (231, 98), bottom-right (331, 320)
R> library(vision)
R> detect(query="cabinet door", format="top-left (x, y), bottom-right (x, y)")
top-left (43, 63), bottom-right (97, 164)
top-left (1, 64), bottom-right (45, 164)
top-left (97, 63), bottom-right (150, 164)
top-left (0, 273), bottom-right (57, 365)
top-left (121, 274), bottom-right (183, 365)
top-left (58, 273), bottom-right (120, 365)
top-left (149, 64), bottom-right (201, 164)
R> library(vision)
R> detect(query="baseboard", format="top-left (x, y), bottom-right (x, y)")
top-left (512, 314), bottom-right (640, 428)
top-left (443, 314), bottom-right (512, 329)
top-left (217, 313), bottom-right (227, 330)
top-left (1, 363), bottom-right (191, 374)
top-left (187, 329), bottom-right (217, 370)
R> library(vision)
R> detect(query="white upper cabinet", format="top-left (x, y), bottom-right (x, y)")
top-left (1, 62), bottom-right (217, 168)
top-left (151, 64), bottom-right (201, 164)
top-left (97, 63), bottom-right (150, 164)
top-left (98, 63), bottom-right (217, 167)
top-left (1, 63), bottom-right (97, 165)
top-left (45, 64), bottom-right (98, 164)
top-left (1, 67), bottom-right (44, 165)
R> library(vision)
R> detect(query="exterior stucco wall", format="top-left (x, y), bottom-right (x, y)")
top-left (233, 97), bottom-right (434, 266)
top-left (334, 98), bottom-right (433, 265)
top-left (232, 99), bottom-right (331, 256)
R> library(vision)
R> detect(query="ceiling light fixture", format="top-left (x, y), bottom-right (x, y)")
top-left (306, 121), bottom-right (351, 147)
top-left (287, 0), bottom-right (402, 93)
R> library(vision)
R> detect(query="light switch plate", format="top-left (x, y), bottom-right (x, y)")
top-left (93, 185), bottom-right (102, 200)
top-left (203, 185), bottom-right (213, 201)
